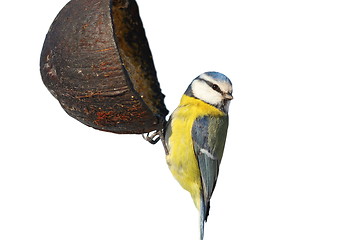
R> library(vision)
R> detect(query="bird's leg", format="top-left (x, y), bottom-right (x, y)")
top-left (159, 129), bottom-right (169, 156)
top-left (142, 129), bottom-right (169, 155)
top-left (142, 115), bottom-right (169, 155)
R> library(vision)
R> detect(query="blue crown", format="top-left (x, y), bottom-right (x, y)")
top-left (201, 71), bottom-right (232, 84)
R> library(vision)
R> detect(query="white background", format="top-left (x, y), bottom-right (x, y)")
top-left (1, 0), bottom-right (360, 239)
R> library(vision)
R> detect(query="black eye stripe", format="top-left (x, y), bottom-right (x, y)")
top-left (201, 79), bottom-right (223, 94)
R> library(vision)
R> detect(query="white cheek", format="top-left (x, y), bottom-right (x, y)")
top-left (191, 80), bottom-right (223, 105)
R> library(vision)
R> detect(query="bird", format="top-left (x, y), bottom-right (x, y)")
top-left (164, 71), bottom-right (233, 240)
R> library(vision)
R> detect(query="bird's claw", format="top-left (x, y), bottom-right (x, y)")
top-left (142, 129), bottom-right (169, 155)
top-left (142, 130), bottom-right (161, 144)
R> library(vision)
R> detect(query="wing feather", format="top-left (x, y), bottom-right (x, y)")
top-left (192, 115), bottom-right (228, 220)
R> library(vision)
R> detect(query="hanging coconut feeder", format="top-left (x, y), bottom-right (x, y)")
top-left (40, 0), bottom-right (168, 134)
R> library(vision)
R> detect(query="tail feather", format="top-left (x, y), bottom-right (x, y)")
top-left (200, 196), bottom-right (205, 240)
top-left (200, 193), bottom-right (209, 240)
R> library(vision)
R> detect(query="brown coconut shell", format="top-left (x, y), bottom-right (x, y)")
top-left (40, 0), bottom-right (168, 134)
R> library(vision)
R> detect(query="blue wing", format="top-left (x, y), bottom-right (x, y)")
top-left (192, 115), bottom-right (229, 221)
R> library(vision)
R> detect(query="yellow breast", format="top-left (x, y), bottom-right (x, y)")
top-left (166, 95), bottom-right (224, 209)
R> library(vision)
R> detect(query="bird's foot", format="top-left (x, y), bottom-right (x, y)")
top-left (142, 129), bottom-right (169, 155)
top-left (142, 130), bottom-right (161, 144)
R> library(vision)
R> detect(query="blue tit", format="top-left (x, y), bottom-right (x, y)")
top-left (165, 71), bottom-right (233, 240)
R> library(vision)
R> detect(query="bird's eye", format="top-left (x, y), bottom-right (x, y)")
top-left (212, 84), bottom-right (220, 92)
